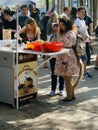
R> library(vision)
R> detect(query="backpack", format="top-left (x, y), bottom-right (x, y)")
top-left (72, 34), bottom-right (85, 59)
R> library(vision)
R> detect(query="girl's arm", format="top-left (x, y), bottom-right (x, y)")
top-left (36, 27), bottom-right (41, 40)
top-left (14, 26), bottom-right (26, 40)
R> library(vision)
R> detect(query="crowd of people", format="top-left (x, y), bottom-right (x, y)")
top-left (0, 4), bottom-right (98, 102)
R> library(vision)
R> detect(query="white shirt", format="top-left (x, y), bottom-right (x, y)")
top-left (74, 17), bottom-right (89, 39)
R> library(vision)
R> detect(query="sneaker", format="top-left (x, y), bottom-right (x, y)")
top-left (83, 72), bottom-right (93, 78)
top-left (49, 91), bottom-right (55, 96)
top-left (59, 90), bottom-right (64, 96)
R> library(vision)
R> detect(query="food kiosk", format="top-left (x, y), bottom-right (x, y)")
top-left (0, 40), bottom-right (38, 107)
top-left (0, 40), bottom-right (69, 108)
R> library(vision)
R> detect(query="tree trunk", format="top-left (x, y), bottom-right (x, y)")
top-left (68, 0), bottom-right (72, 6)
top-left (46, 0), bottom-right (49, 11)
top-left (57, 0), bottom-right (60, 14)
top-left (93, 0), bottom-right (97, 29)
top-left (80, 0), bottom-right (83, 6)
top-left (52, 0), bottom-right (55, 8)
top-left (97, 0), bottom-right (98, 25)
top-left (61, 0), bottom-right (65, 13)
top-left (59, 0), bottom-right (62, 14)
top-left (90, 0), bottom-right (93, 18)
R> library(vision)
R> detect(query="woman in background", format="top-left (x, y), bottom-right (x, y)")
top-left (46, 11), bottom-right (58, 41)
top-left (44, 11), bottom-right (58, 68)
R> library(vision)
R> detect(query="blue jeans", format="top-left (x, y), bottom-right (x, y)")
top-left (50, 58), bottom-right (64, 91)
top-left (81, 52), bottom-right (87, 62)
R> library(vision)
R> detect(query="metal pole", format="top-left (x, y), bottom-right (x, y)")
top-left (16, 5), bottom-right (19, 110)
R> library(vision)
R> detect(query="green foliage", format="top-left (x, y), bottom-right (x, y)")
top-left (49, 0), bottom-right (52, 8)
top-left (38, 0), bottom-right (52, 9)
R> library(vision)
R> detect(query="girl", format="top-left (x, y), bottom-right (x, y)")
top-left (15, 18), bottom-right (41, 42)
top-left (54, 17), bottom-right (83, 102)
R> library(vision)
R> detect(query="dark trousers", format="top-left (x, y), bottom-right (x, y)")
top-left (86, 42), bottom-right (91, 65)
top-left (50, 58), bottom-right (64, 91)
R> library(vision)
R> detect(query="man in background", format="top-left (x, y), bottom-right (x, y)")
top-left (18, 5), bottom-right (30, 28)
top-left (29, 3), bottom-right (40, 24)
top-left (84, 8), bottom-right (93, 65)
top-left (62, 6), bottom-right (71, 18)
top-left (74, 6), bottom-right (92, 78)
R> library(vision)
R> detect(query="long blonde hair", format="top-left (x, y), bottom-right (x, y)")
top-left (49, 11), bottom-right (58, 23)
top-left (25, 18), bottom-right (38, 38)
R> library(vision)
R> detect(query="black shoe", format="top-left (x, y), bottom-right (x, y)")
top-left (59, 97), bottom-right (72, 102)
top-left (59, 97), bottom-right (76, 103)
top-left (72, 97), bottom-right (76, 100)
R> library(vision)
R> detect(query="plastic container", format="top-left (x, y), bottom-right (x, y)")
top-left (0, 39), bottom-right (17, 48)
top-left (46, 42), bottom-right (64, 52)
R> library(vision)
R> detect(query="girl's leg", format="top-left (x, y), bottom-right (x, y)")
top-left (63, 75), bottom-right (73, 100)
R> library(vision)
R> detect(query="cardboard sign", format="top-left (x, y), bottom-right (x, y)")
top-left (3, 29), bottom-right (11, 40)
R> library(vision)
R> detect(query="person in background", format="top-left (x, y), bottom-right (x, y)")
top-left (70, 7), bottom-right (77, 22)
top-left (29, 3), bottom-right (40, 24)
top-left (3, 9), bottom-right (17, 39)
top-left (18, 5), bottom-right (30, 41)
top-left (62, 6), bottom-right (71, 18)
top-left (74, 6), bottom-right (93, 78)
top-left (46, 11), bottom-right (58, 41)
top-left (38, 12), bottom-right (46, 41)
top-left (49, 23), bottom-right (64, 96)
top-left (15, 18), bottom-right (41, 42)
top-left (43, 11), bottom-right (58, 69)
top-left (41, 9), bottom-right (52, 41)
top-left (39, 10), bottom-right (51, 69)
top-left (84, 8), bottom-right (94, 65)
top-left (41, 12), bottom-right (45, 18)
top-left (18, 5), bottom-right (30, 28)
top-left (54, 17), bottom-right (83, 102)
